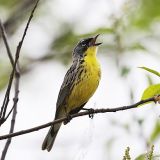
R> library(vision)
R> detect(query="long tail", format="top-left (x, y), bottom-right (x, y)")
top-left (42, 120), bottom-right (62, 151)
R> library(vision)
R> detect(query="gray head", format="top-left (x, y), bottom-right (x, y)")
top-left (73, 34), bottom-right (102, 59)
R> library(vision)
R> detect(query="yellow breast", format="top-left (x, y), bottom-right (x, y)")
top-left (67, 46), bottom-right (101, 113)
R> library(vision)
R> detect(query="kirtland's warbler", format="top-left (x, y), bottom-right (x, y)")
top-left (42, 34), bottom-right (102, 151)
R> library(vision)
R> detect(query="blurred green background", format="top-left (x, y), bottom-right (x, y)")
top-left (1, 0), bottom-right (160, 159)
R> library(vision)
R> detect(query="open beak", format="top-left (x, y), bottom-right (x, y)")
top-left (90, 34), bottom-right (102, 46)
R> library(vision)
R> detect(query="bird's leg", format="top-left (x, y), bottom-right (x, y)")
top-left (63, 106), bottom-right (72, 125)
top-left (63, 114), bottom-right (72, 125)
top-left (82, 108), bottom-right (95, 119)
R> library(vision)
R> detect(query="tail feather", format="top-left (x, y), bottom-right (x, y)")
top-left (42, 122), bottom-right (62, 151)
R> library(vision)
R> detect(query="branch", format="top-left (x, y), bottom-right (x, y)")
top-left (0, 96), bottom-right (159, 140)
top-left (1, 91), bottom-right (18, 160)
top-left (0, 0), bottom-right (40, 126)
top-left (0, 0), bottom-right (39, 159)
top-left (0, 20), bottom-right (14, 66)
top-left (1, 64), bottom-right (20, 160)
top-left (0, 19), bottom-right (20, 160)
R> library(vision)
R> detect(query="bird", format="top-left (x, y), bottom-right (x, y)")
top-left (42, 34), bottom-right (102, 151)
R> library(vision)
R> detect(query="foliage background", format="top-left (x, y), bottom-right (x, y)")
top-left (0, 0), bottom-right (160, 159)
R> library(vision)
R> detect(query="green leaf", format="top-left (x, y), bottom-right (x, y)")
top-left (135, 154), bottom-right (160, 160)
top-left (150, 120), bottom-right (160, 142)
top-left (141, 84), bottom-right (160, 100)
top-left (139, 66), bottom-right (160, 78)
top-left (135, 154), bottom-right (145, 160)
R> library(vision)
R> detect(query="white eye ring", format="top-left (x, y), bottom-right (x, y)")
top-left (81, 43), bottom-right (86, 47)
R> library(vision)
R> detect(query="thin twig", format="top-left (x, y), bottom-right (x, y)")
top-left (0, 0), bottom-right (39, 159)
top-left (0, 96), bottom-right (158, 140)
top-left (0, 20), bottom-right (18, 123)
top-left (16, 0), bottom-right (39, 56)
top-left (0, 70), bottom-right (15, 124)
top-left (0, 20), bottom-right (14, 66)
top-left (0, 20), bottom-right (20, 160)
top-left (0, 0), bottom-right (40, 126)
top-left (0, 20), bottom-right (17, 125)
top-left (1, 70), bottom-right (20, 160)
top-left (1, 90), bottom-right (18, 160)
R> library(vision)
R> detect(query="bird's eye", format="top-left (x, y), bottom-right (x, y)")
top-left (80, 40), bottom-right (86, 47)
top-left (81, 43), bottom-right (86, 47)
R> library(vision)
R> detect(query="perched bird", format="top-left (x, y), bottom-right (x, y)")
top-left (42, 34), bottom-right (102, 151)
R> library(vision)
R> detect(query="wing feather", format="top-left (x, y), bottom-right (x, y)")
top-left (56, 60), bottom-right (79, 112)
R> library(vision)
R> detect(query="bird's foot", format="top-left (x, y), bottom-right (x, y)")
top-left (63, 114), bottom-right (72, 125)
top-left (82, 108), bottom-right (95, 119)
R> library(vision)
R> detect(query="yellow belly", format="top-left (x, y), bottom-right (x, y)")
top-left (67, 57), bottom-right (101, 113)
